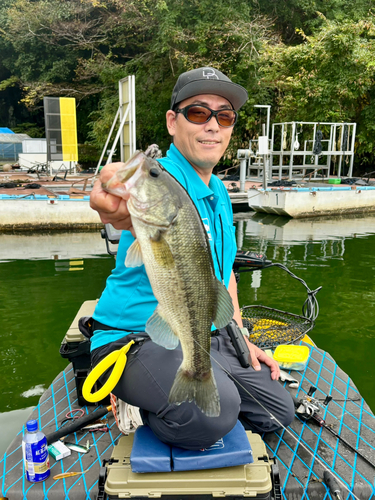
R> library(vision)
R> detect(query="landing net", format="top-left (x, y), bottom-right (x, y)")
top-left (241, 305), bottom-right (314, 350)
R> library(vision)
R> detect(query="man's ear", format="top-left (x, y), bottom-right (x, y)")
top-left (166, 110), bottom-right (177, 137)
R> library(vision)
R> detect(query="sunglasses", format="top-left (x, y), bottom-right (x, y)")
top-left (175, 104), bottom-right (238, 128)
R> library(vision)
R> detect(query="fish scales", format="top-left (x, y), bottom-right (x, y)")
top-left (103, 151), bottom-right (234, 417)
top-left (132, 198), bottom-right (215, 378)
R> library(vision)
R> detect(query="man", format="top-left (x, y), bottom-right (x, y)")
top-left (89, 67), bottom-right (294, 449)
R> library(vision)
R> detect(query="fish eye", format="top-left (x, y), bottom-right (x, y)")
top-left (149, 167), bottom-right (160, 178)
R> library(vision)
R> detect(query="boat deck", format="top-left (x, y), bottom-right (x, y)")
top-left (1, 338), bottom-right (374, 499)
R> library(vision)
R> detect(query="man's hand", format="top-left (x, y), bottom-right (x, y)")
top-left (244, 336), bottom-right (280, 381)
top-left (90, 163), bottom-right (135, 236)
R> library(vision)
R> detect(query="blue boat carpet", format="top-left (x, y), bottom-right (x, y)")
top-left (1, 342), bottom-right (375, 499)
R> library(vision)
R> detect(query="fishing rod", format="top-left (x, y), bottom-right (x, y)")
top-left (192, 335), bottom-right (361, 500)
top-left (294, 386), bottom-right (375, 470)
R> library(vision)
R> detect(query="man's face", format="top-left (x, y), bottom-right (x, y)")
top-left (166, 94), bottom-right (234, 174)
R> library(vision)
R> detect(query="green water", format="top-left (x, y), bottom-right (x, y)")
top-left (235, 213), bottom-right (375, 414)
top-left (0, 217), bottom-right (375, 455)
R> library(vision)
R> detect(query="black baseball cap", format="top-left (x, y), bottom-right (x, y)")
top-left (170, 67), bottom-right (248, 111)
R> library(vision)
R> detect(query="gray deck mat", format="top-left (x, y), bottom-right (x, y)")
top-left (1, 343), bottom-right (375, 499)
top-left (1, 364), bottom-right (122, 499)
top-left (264, 343), bottom-right (375, 499)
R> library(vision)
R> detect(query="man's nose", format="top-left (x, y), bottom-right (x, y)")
top-left (204, 115), bottom-right (220, 132)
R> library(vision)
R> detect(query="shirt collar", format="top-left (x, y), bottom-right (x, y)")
top-left (166, 144), bottom-right (214, 200)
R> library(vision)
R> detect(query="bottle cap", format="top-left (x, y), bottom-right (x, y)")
top-left (26, 420), bottom-right (38, 432)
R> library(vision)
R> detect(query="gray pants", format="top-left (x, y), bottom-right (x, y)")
top-left (91, 329), bottom-right (295, 450)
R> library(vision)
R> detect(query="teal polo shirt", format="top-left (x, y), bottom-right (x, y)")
top-left (91, 144), bottom-right (237, 352)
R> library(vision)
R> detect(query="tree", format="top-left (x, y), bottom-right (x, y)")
top-left (260, 17), bottom-right (375, 170)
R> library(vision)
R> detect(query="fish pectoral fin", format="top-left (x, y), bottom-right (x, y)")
top-left (150, 233), bottom-right (175, 268)
top-left (125, 239), bottom-right (143, 267)
top-left (213, 279), bottom-right (234, 329)
top-left (168, 366), bottom-right (220, 418)
top-left (146, 307), bottom-right (179, 349)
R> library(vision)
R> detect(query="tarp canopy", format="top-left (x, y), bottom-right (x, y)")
top-left (0, 133), bottom-right (30, 144)
top-left (0, 127), bottom-right (14, 134)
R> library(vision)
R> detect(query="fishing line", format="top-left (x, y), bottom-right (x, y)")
top-left (191, 336), bottom-right (361, 500)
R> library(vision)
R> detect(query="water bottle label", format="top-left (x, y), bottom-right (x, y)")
top-left (22, 436), bottom-right (50, 482)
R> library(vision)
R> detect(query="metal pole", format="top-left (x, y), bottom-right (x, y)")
top-left (289, 122), bottom-right (296, 179)
top-left (262, 124), bottom-right (267, 189)
top-left (95, 107), bottom-right (120, 175)
top-left (349, 123), bottom-right (356, 177)
top-left (239, 158), bottom-right (247, 192)
top-left (338, 124), bottom-right (343, 178)
top-left (107, 105), bottom-right (130, 164)
top-left (270, 123), bottom-right (275, 180)
top-left (131, 75), bottom-right (137, 154)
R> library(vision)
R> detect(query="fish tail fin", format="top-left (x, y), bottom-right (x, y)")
top-left (168, 367), bottom-right (220, 417)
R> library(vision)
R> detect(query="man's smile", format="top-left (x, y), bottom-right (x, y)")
top-left (198, 140), bottom-right (221, 145)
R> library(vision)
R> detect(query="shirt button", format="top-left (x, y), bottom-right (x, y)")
top-left (210, 196), bottom-right (214, 200)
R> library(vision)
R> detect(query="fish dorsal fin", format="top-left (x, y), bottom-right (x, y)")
top-left (125, 239), bottom-right (143, 267)
top-left (213, 279), bottom-right (234, 329)
top-left (146, 306), bottom-right (179, 350)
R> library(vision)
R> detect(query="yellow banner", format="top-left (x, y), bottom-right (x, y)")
top-left (60, 97), bottom-right (78, 162)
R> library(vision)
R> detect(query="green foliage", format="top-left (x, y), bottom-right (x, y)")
top-left (260, 18), bottom-right (375, 167)
top-left (257, 0), bottom-right (374, 41)
top-left (12, 122), bottom-right (44, 137)
top-left (77, 143), bottom-right (101, 169)
top-left (1, 0), bottom-right (375, 171)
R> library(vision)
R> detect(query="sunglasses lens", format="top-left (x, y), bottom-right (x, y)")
top-left (186, 106), bottom-right (211, 123)
top-left (182, 105), bottom-right (237, 127)
top-left (217, 111), bottom-right (236, 127)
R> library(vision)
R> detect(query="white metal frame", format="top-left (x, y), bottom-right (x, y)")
top-left (270, 121), bottom-right (356, 180)
top-left (95, 75), bottom-right (136, 175)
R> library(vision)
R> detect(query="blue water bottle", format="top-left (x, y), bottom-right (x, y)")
top-left (22, 419), bottom-right (50, 482)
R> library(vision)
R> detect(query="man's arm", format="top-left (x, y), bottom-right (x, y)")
top-left (90, 163), bottom-right (135, 236)
top-left (228, 271), bottom-right (280, 381)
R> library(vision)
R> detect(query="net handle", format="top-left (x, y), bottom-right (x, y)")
top-left (261, 263), bottom-right (322, 322)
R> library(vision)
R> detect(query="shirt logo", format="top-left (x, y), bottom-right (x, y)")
top-left (203, 69), bottom-right (219, 80)
top-left (202, 218), bottom-right (212, 240)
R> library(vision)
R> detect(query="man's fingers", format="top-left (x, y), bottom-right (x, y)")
top-left (90, 169), bottom-right (134, 231)
top-left (248, 344), bottom-right (261, 371)
top-left (99, 162), bottom-right (127, 184)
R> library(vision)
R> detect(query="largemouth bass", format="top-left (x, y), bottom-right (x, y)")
top-left (102, 151), bottom-right (234, 417)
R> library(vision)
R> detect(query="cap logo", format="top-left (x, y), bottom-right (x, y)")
top-left (202, 69), bottom-right (219, 80)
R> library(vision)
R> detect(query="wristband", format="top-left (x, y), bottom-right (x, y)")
top-left (240, 327), bottom-right (249, 338)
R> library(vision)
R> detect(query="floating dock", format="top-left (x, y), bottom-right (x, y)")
top-left (247, 185), bottom-right (375, 218)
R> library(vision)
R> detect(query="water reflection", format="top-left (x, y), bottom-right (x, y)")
top-left (0, 231), bottom-right (108, 262)
top-left (235, 212), bottom-right (375, 263)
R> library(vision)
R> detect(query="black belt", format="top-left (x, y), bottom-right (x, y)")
top-left (91, 319), bottom-right (149, 344)
top-left (92, 319), bottom-right (219, 339)
top-left (91, 319), bottom-right (129, 332)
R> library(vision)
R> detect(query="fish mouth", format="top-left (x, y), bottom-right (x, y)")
top-left (123, 165), bottom-right (143, 191)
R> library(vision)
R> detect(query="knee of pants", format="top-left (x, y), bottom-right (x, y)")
top-left (240, 392), bottom-right (295, 434)
top-left (145, 392), bottom-right (241, 450)
top-left (279, 394), bottom-right (296, 428)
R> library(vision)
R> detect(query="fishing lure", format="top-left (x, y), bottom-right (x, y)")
top-left (53, 469), bottom-right (88, 480)
top-left (64, 440), bottom-right (91, 454)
